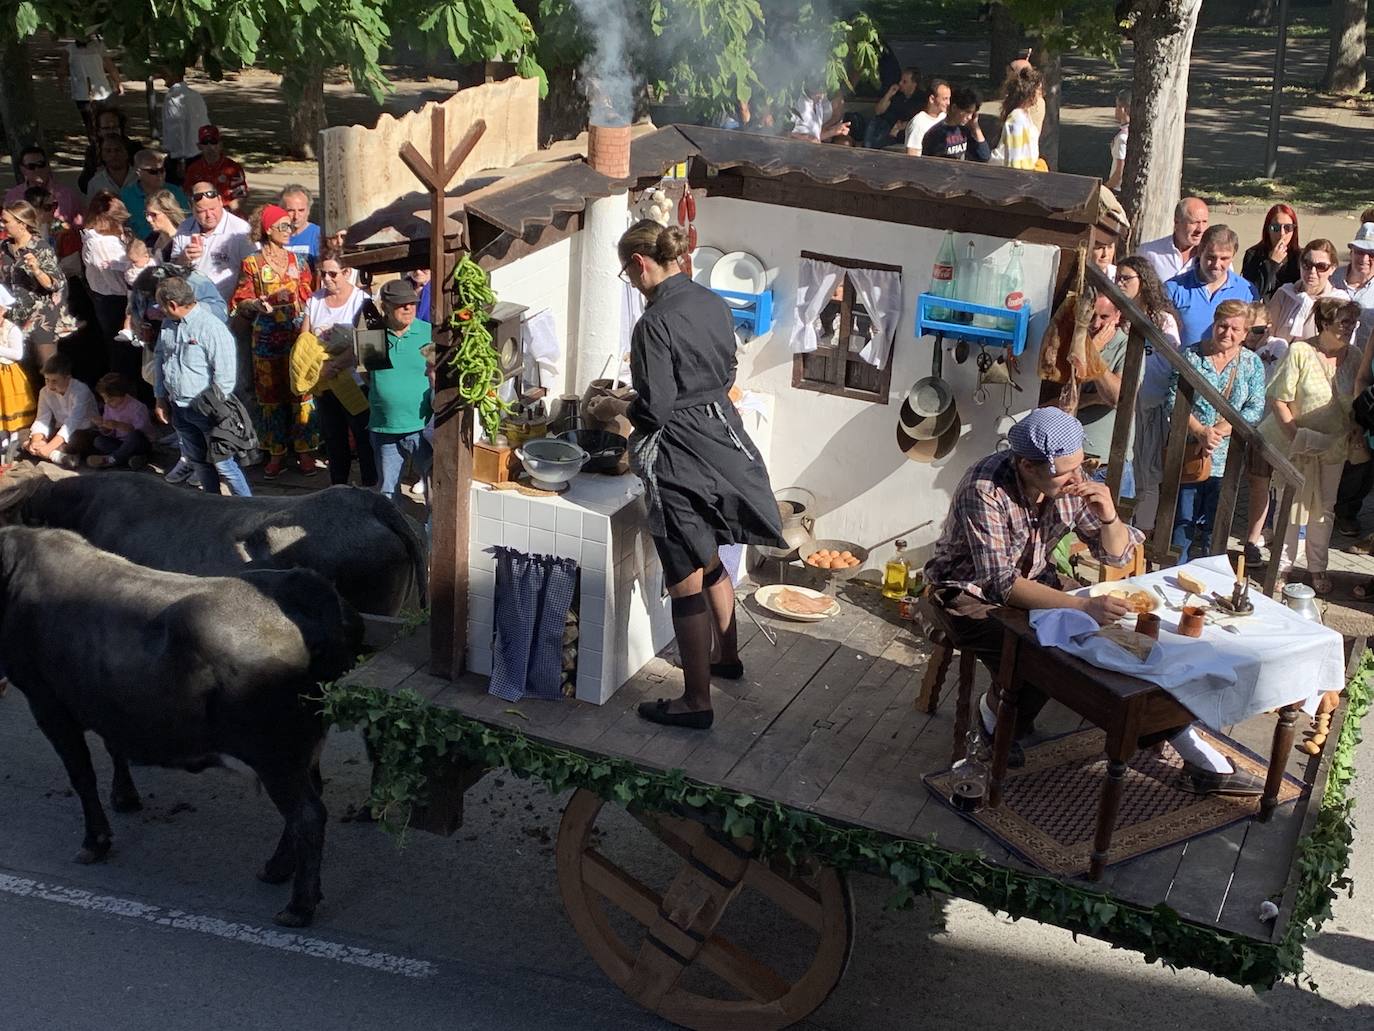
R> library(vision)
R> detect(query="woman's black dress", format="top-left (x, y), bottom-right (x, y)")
top-left (1241, 243), bottom-right (1299, 303)
top-left (627, 273), bottom-right (784, 584)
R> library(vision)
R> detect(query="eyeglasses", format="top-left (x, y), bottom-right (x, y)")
top-left (319, 269), bottom-right (342, 278)
top-left (21, 160), bottom-right (47, 170)
top-left (1267, 222), bottom-right (1295, 234)
top-left (138, 165), bottom-right (165, 175)
top-left (1302, 259), bottom-right (1333, 273)
top-left (618, 258), bottom-right (634, 284)
top-left (191, 189), bottom-right (218, 201)
top-left (1114, 273), bottom-right (1139, 284)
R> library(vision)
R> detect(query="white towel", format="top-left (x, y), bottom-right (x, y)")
top-left (521, 309), bottom-right (561, 365)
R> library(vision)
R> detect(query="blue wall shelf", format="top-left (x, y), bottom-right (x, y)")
top-left (711, 288), bottom-right (774, 338)
top-left (915, 293), bottom-right (1031, 356)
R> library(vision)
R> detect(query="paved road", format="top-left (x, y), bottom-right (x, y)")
top-left (2, 685), bottom-right (1372, 1030)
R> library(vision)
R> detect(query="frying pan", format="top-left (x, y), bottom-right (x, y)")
top-left (898, 340), bottom-right (956, 440)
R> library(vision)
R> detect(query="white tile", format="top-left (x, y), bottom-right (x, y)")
top-left (578, 620), bottom-right (607, 652)
top-left (580, 647), bottom-right (603, 679)
top-left (467, 646), bottom-right (492, 676)
top-left (476, 516), bottom-right (503, 546)
top-left (554, 534), bottom-right (582, 563)
top-left (469, 594), bottom-right (495, 624)
top-left (583, 513), bottom-right (609, 543)
top-left (581, 540), bottom-right (608, 571)
top-left (476, 488), bottom-right (504, 518)
top-left (529, 527), bottom-right (556, 555)
top-left (556, 507), bottom-right (582, 537)
top-left (470, 567), bottom-right (496, 598)
top-left (581, 567), bottom-right (607, 605)
top-left (470, 545), bottom-right (496, 572)
top-left (529, 501), bottom-right (557, 531)
top-left (468, 619), bottom-right (495, 650)
top-left (504, 524), bottom-right (530, 554)
top-left (502, 495), bottom-right (529, 525)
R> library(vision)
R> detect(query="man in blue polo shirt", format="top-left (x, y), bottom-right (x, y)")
top-left (1164, 224), bottom-right (1258, 345)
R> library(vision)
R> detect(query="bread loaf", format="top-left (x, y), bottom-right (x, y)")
top-left (1175, 572), bottom-right (1208, 595)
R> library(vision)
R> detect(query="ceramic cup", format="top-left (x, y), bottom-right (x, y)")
top-left (1135, 612), bottom-right (1161, 639)
top-left (1178, 605), bottom-right (1206, 638)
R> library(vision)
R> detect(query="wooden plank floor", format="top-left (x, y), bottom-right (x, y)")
top-left (349, 584), bottom-right (1337, 942)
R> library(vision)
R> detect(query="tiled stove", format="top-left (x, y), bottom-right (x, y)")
top-left (467, 474), bottom-right (675, 704)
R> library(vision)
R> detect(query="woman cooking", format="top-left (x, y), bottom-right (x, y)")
top-left (618, 220), bottom-right (784, 730)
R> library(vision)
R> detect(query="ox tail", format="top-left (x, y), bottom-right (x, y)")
top-left (368, 495), bottom-right (430, 610)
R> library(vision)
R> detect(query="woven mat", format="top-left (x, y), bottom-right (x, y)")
top-left (924, 727), bottom-right (1307, 877)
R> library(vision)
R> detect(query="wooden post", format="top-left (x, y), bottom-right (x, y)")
top-left (398, 111), bottom-right (487, 678)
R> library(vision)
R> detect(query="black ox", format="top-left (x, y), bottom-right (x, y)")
top-left (0, 464), bottom-right (428, 616)
top-left (0, 526), bottom-right (363, 927)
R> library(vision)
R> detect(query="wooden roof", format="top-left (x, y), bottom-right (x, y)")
top-left (342, 123), bottom-right (1108, 268)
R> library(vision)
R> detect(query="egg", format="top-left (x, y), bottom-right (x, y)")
top-left (839, 551), bottom-right (854, 560)
top-left (814, 558), bottom-right (832, 569)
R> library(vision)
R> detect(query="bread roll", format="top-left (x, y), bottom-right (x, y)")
top-left (1176, 572), bottom-right (1208, 595)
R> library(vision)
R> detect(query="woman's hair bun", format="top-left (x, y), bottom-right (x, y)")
top-left (656, 224), bottom-right (690, 263)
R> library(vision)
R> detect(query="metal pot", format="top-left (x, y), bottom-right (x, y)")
top-left (756, 487), bottom-right (817, 561)
top-left (558, 429), bottom-right (627, 474)
top-left (1281, 583), bottom-right (1324, 624)
top-left (516, 438), bottom-right (589, 491)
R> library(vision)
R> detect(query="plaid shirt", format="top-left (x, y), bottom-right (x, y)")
top-left (923, 451), bottom-right (1144, 604)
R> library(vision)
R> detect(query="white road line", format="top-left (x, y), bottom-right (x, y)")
top-left (0, 872), bottom-right (437, 979)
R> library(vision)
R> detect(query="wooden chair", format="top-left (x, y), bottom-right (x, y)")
top-left (913, 598), bottom-right (977, 768)
top-left (1099, 541), bottom-right (1147, 582)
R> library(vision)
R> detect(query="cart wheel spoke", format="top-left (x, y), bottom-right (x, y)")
top-left (557, 788), bottom-right (854, 1031)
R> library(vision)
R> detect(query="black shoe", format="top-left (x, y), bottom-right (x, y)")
top-left (979, 721), bottom-right (1024, 769)
top-left (1243, 542), bottom-right (1266, 567)
top-left (1179, 762), bottom-right (1265, 797)
top-left (1335, 516), bottom-right (1361, 538)
top-left (710, 661), bottom-right (744, 680)
top-left (637, 698), bottom-right (713, 730)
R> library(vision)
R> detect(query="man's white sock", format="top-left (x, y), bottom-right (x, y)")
top-left (1168, 725), bottom-right (1233, 773)
top-left (979, 693), bottom-right (997, 736)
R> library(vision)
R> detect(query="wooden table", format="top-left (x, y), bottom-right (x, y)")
top-left (987, 609), bottom-right (1302, 881)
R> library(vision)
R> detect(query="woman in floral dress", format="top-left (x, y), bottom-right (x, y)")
top-left (0, 200), bottom-right (79, 368)
top-left (232, 203), bottom-right (318, 476)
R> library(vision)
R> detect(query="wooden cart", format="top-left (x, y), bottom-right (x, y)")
top-left (335, 583), bottom-right (1365, 1030)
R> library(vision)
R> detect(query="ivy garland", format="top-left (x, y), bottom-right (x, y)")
top-left (322, 655), bottom-right (1369, 991)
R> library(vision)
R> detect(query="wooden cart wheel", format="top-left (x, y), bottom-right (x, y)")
top-left (556, 788), bottom-right (854, 1031)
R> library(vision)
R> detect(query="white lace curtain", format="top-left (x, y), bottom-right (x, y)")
top-left (789, 258), bottom-right (904, 370)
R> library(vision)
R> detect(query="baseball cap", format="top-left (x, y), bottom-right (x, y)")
top-left (198, 124), bottom-right (221, 145)
top-left (1350, 222), bottom-right (1374, 253)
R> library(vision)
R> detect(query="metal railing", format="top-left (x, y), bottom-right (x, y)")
top-left (1086, 265), bottom-right (1303, 595)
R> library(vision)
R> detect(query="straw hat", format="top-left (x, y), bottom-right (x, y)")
top-left (897, 403), bottom-right (961, 462)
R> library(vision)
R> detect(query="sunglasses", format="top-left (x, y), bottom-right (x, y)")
top-left (191, 189), bottom-right (218, 201)
top-left (1248, 325), bottom-right (1270, 335)
top-left (138, 165), bottom-right (165, 175)
top-left (21, 160), bottom-right (47, 170)
top-left (319, 269), bottom-right (342, 278)
top-left (1267, 223), bottom-right (1295, 233)
top-left (1302, 259), bottom-right (1333, 273)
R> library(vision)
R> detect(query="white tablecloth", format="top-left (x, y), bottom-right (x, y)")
top-left (1028, 555), bottom-right (1345, 730)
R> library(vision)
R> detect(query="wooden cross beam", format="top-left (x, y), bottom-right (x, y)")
top-left (398, 107), bottom-right (487, 679)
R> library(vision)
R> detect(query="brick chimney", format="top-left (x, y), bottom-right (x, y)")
top-left (587, 122), bottom-right (632, 180)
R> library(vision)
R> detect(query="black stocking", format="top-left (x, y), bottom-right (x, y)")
top-left (702, 561), bottom-right (742, 677)
top-left (671, 592), bottom-right (714, 711)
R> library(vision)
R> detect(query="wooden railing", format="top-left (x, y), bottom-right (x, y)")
top-left (1086, 266), bottom-right (1303, 595)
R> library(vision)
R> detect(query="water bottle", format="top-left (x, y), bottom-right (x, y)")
top-left (997, 242), bottom-right (1026, 332)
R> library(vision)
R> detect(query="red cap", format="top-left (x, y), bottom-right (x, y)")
top-left (198, 124), bottom-right (221, 144)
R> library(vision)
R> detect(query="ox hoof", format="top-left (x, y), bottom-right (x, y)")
top-left (74, 839), bottom-right (112, 865)
top-left (273, 906), bottom-right (315, 929)
top-left (257, 859), bottom-right (295, 885)
top-left (111, 792), bottom-right (143, 814)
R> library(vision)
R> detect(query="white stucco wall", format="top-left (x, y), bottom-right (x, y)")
top-left (488, 232), bottom-right (583, 395)
top-left (691, 195), bottom-right (1061, 569)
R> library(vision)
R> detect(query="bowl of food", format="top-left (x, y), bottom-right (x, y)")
top-left (799, 538), bottom-right (869, 582)
top-left (1086, 582), bottom-right (1159, 614)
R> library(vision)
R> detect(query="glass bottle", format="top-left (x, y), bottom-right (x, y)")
top-left (996, 242), bottom-right (1026, 332)
top-left (882, 539), bottom-right (910, 600)
top-left (950, 726), bottom-right (990, 812)
top-left (927, 230), bottom-right (958, 322)
top-left (954, 240), bottom-right (978, 324)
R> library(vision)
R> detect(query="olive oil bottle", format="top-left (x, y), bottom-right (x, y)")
top-left (882, 539), bottom-right (910, 600)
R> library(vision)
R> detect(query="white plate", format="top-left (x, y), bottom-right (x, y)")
top-left (711, 250), bottom-right (767, 306)
top-left (690, 247), bottom-right (724, 288)
top-left (753, 584), bottom-right (839, 622)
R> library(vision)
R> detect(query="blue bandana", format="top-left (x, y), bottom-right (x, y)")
top-left (1008, 407), bottom-right (1084, 474)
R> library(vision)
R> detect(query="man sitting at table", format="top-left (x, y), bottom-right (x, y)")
top-left (922, 406), bottom-right (1263, 795)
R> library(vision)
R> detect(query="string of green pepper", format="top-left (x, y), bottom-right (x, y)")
top-left (447, 254), bottom-right (511, 440)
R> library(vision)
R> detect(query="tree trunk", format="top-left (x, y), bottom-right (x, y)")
top-left (1036, 46), bottom-right (1062, 171)
top-left (1120, 0), bottom-right (1203, 250)
top-left (1325, 0), bottom-right (1367, 94)
top-left (539, 64), bottom-right (590, 146)
top-left (988, 4), bottom-right (1028, 87)
top-left (0, 37), bottom-right (43, 183)
top-left (282, 65), bottom-right (327, 160)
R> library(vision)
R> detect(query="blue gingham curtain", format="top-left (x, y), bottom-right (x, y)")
top-left (488, 547), bottom-right (580, 702)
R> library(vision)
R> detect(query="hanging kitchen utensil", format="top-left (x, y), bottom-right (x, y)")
top-left (954, 338), bottom-right (970, 364)
top-left (973, 347), bottom-right (993, 406)
top-left (899, 335), bottom-right (957, 440)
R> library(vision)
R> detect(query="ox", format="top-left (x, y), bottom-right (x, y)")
top-left (0, 526), bottom-right (363, 927)
top-left (0, 464), bottom-right (427, 616)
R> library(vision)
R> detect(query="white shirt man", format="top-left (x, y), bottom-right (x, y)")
top-left (1137, 197), bottom-right (1209, 282)
top-left (905, 79), bottom-right (951, 156)
top-left (170, 184), bottom-right (255, 305)
top-left (161, 73), bottom-right (210, 164)
top-left (1332, 223), bottom-right (1374, 349)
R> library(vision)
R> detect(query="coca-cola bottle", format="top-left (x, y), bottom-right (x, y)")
top-left (997, 242), bottom-right (1026, 332)
top-left (927, 230), bottom-right (957, 322)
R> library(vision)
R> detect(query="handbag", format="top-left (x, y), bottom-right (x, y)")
top-left (1167, 357), bottom-right (1239, 484)
top-left (1353, 382), bottom-right (1374, 434)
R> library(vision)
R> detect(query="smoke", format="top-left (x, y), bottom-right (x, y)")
top-left (570, 0), bottom-right (638, 126)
